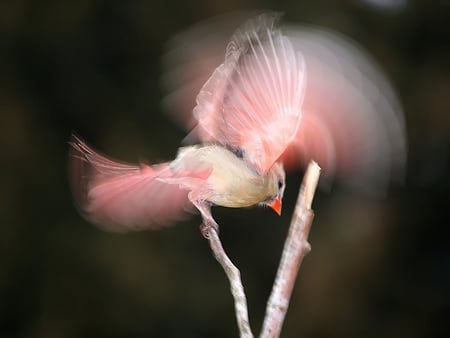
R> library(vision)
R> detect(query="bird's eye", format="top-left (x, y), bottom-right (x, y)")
top-left (277, 179), bottom-right (283, 190)
top-left (234, 148), bottom-right (244, 158)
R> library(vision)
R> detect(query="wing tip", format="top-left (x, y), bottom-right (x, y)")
top-left (68, 134), bottom-right (96, 220)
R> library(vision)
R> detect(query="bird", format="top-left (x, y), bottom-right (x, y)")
top-left (69, 13), bottom-right (406, 237)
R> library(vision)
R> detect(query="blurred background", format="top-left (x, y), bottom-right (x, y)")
top-left (1, 0), bottom-right (449, 337)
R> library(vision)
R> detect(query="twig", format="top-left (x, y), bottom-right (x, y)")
top-left (260, 161), bottom-right (321, 338)
top-left (208, 228), bottom-right (254, 338)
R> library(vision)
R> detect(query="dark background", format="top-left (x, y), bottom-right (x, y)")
top-left (1, 0), bottom-right (449, 337)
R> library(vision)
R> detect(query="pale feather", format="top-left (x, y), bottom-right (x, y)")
top-left (159, 145), bottom-right (278, 208)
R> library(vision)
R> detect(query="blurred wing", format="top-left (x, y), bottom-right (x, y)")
top-left (281, 27), bottom-right (406, 191)
top-left (69, 135), bottom-right (196, 232)
top-left (192, 14), bottom-right (306, 174)
top-left (161, 12), bottom-right (406, 191)
top-left (162, 11), bottom-right (262, 131)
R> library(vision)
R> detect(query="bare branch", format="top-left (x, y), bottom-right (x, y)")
top-left (208, 228), bottom-right (254, 338)
top-left (260, 161), bottom-right (321, 338)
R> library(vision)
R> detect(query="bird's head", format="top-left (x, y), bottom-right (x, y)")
top-left (261, 162), bottom-right (285, 216)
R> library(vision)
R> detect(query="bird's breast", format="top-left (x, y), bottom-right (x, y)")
top-left (171, 144), bottom-right (274, 208)
top-left (201, 147), bottom-right (272, 208)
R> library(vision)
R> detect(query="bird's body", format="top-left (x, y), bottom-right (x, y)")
top-left (166, 144), bottom-right (281, 209)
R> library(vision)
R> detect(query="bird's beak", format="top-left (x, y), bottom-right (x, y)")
top-left (268, 196), bottom-right (282, 216)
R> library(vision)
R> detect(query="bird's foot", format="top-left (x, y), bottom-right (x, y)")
top-left (200, 220), bottom-right (219, 239)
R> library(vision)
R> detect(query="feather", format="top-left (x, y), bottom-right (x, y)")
top-left (283, 26), bottom-right (406, 191)
top-left (69, 135), bottom-right (198, 232)
top-left (193, 13), bottom-right (306, 174)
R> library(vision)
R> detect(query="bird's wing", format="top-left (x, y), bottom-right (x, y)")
top-left (191, 13), bottom-right (306, 174)
top-left (69, 135), bottom-right (209, 232)
top-left (162, 13), bottom-right (406, 191)
top-left (281, 27), bottom-right (406, 191)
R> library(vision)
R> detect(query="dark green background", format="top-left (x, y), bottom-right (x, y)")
top-left (1, 0), bottom-right (449, 337)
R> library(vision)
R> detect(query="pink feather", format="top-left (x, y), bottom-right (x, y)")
top-left (281, 27), bottom-right (406, 190)
top-left (69, 135), bottom-right (207, 232)
top-left (192, 15), bottom-right (306, 174)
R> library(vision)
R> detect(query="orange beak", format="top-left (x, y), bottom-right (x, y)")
top-left (268, 196), bottom-right (282, 216)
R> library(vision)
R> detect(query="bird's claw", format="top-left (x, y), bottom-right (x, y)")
top-left (200, 220), bottom-right (219, 239)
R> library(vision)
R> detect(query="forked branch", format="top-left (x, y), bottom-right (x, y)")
top-left (207, 161), bottom-right (321, 338)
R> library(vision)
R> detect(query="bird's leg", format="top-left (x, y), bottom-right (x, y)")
top-left (189, 192), bottom-right (219, 238)
top-left (196, 202), bottom-right (219, 238)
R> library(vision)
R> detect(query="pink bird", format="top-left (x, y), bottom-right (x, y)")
top-left (70, 13), bottom-right (406, 236)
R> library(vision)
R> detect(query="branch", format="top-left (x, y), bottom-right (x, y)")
top-left (260, 161), bottom-right (321, 338)
top-left (208, 228), bottom-right (254, 338)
